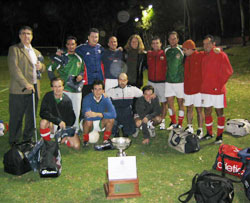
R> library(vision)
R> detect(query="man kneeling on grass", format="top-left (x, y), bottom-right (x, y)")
top-left (40, 77), bottom-right (81, 150)
top-left (134, 85), bottom-right (162, 144)
top-left (81, 80), bottom-right (116, 147)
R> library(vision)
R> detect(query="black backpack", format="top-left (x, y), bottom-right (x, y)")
top-left (3, 144), bottom-right (32, 175)
top-left (178, 170), bottom-right (235, 203)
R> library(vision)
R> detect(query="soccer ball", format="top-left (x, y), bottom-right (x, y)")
top-left (0, 120), bottom-right (5, 136)
top-left (89, 130), bottom-right (100, 143)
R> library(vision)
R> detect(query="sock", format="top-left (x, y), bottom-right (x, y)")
top-left (83, 134), bottom-right (89, 142)
top-left (178, 110), bottom-right (184, 126)
top-left (205, 116), bottom-right (213, 135)
top-left (40, 128), bottom-right (51, 141)
top-left (217, 116), bottom-right (225, 137)
top-left (65, 140), bottom-right (71, 147)
top-left (103, 131), bottom-right (112, 140)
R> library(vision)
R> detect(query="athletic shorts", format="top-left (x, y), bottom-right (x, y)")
top-left (148, 81), bottom-right (167, 103)
top-left (201, 94), bottom-right (226, 108)
top-left (92, 120), bottom-right (105, 132)
top-left (105, 79), bottom-right (118, 92)
top-left (165, 82), bottom-right (184, 98)
top-left (184, 93), bottom-right (202, 107)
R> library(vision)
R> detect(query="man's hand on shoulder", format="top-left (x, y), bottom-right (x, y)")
top-left (213, 47), bottom-right (221, 54)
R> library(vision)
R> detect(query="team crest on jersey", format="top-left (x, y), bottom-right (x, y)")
top-left (160, 56), bottom-right (165, 60)
top-left (86, 52), bottom-right (90, 55)
top-left (98, 50), bottom-right (101, 54)
top-left (176, 53), bottom-right (181, 59)
top-left (77, 62), bottom-right (81, 67)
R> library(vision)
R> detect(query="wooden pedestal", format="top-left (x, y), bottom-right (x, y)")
top-left (104, 171), bottom-right (141, 199)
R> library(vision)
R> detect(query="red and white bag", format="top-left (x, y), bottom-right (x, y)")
top-left (213, 144), bottom-right (248, 178)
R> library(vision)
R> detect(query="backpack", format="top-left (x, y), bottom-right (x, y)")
top-left (225, 119), bottom-right (250, 136)
top-left (178, 170), bottom-right (235, 203)
top-left (213, 144), bottom-right (250, 178)
top-left (168, 128), bottom-right (200, 153)
top-left (3, 144), bottom-right (32, 175)
top-left (39, 140), bottom-right (62, 178)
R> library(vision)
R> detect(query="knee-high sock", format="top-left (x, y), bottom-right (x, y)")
top-left (178, 110), bottom-right (185, 126)
top-left (83, 134), bottom-right (89, 142)
top-left (217, 116), bottom-right (225, 137)
top-left (205, 116), bottom-right (213, 135)
top-left (40, 128), bottom-right (51, 141)
top-left (168, 109), bottom-right (176, 124)
top-left (103, 131), bottom-right (112, 140)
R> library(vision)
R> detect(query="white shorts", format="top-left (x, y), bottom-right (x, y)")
top-left (201, 94), bottom-right (225, 108)
top-left (148, 81), bottom-right (167, 103)
top-left (165, 82), bottom-right (184, 98)
top-left (184, 93), bottom-right (202, 107)
top-left (105, 79), bottom-right (118, 92)
top-left (79, 119), bottom-right (105, 132)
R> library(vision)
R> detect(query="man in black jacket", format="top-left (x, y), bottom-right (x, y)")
top-left (39, 77), bottom-right (80, 150)
top-left (134, 85), bottom-right (162, 144)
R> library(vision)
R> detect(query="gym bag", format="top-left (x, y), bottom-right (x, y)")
top-left (3, 144), bottom-right (32, 175)
top-left (238, 148), bottom-right (250, 200)
top-left (213, 144), bottom-right (250, 178)
top-left (39, 140), bottom-right (62, 178)
top-left (178, 170), bottom-right (235, 203)
top-left (168, 128), bottom-right (200, 153)
top-left (225, 119), bottom-right (250, 137)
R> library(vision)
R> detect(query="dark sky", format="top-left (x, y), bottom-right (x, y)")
top-left (0, 0), bottom-right (249, 55)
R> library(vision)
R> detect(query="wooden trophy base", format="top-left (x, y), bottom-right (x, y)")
top-left (104, 171), bottom-right (141, 199)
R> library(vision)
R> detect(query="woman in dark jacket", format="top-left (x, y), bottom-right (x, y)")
top-left (124, 34), bottom-right (147, 88)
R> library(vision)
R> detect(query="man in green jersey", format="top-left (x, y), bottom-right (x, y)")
top-left (164, 31), bottom-right (185, 130)
top-left (47, 36), bottom-right (84, 132)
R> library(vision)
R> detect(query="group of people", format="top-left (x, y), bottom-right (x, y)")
top-left (8, 25), bottom-right (233, 150)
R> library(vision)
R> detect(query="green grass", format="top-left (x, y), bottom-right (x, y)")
top-left (0, 46), bottom-right (250, 202)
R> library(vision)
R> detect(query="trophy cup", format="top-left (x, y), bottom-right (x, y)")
top-left (111, 137), bottom-right (131, 156)
top-left (104, 137), bottom-right (141, 199)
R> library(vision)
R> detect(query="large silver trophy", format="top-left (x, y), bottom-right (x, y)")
top-left (111, 137), bottom-right (131, 157)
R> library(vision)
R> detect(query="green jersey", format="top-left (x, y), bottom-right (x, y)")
top-left (47, 53), bottom-right (84, 92)
top-left (165, 45), bottom-right (184, 83)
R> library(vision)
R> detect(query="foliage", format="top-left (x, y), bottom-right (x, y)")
top-left (0, 46), bottom-right (250, 202)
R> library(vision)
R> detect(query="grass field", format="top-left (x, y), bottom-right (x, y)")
top-left (0, 46), bottom-right (250, 203)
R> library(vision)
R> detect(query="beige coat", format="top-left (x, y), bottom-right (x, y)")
top-left (8, 43), bottom-right (45, 99)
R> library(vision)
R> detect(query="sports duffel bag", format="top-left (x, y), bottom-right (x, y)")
top-left (213, 144), bottom-right (250, 178)
top-left (178, 170), bottom-right (235, 203)
top-left (168, 128), bottom-right (200, 153)
top-left (225, 119), bottom-right (250, 136)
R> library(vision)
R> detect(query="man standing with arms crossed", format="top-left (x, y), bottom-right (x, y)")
top-left (8, 26), bottom-right (45, 145)
top-left (200, 35), bottom-right (233, 144)
top-left (165, 31), bottom-right (185, 130)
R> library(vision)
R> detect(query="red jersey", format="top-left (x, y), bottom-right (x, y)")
top-left (184, 51), bottom-right (204, 95)
top-left (147, 50), bottom-right (167, 83)
top-left (201, 47), bottom-right (233, 95)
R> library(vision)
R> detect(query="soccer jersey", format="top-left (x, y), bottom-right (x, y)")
top-left (165, 45), bottom-right (184, 83)
top-left (47, 53), bottom-right (84, 92)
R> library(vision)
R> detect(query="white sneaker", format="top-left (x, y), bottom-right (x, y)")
top-left (132, 128), bottom-right (140, 138)
top-left (167, 122), bottom-right (177, 130)
top-left (159, 120), bottom-right (166, 130)
top-left (147, 120), bottom-right (155, 129)
top-left (196, 129), bottom-right (203, 139)
top-left (184, 125), bottom-right (194, 134)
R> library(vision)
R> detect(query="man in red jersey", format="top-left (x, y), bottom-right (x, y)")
top-left (200, 35), bottom-right (233, 144)
top-left (182, 40), bottom-right (204, 138)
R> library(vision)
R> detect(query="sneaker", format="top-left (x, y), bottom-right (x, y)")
top-left (147, 120), bottom-right (154, 129)
top-left (82, 141), bottom-right (89, 148)
top-left (132, 128), bottom-right (140, 138)
top-left (214, 135), bottom-right (223, 144)
top-left (184, 125), bottom-right (194, 134)
top-left (199, 133), bottom-right (214, 141)
top-left (148, 128), bottom-right (156, 137)
top-left (196, 129), bottom-right (203, 139)
top-left (167, 122), bottom-right (177, 130)
top-left (159, 119), bottom-right (166, 130)
top-left (94, 139), bottom-right (114, 151)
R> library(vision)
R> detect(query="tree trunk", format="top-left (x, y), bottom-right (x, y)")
top-left (185, 0), bottom-right (191, 39)
top-left (239, 0), bottom-right (246, 46)
top-left (217, 0), bottom-right (224, 36)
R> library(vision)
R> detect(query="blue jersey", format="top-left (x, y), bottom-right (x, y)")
top-left (81, 92), bottom-right (116, 121)
top-left (76, 42), bottom-right (104, 85)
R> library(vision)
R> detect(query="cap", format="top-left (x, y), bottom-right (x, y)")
top-left (182, 40), bottom-right (196, 50)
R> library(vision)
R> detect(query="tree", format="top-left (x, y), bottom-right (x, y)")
top-left (217, 0), bottom-right (224, 36)
top-left (239, 0), bottom-right (246, 46)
